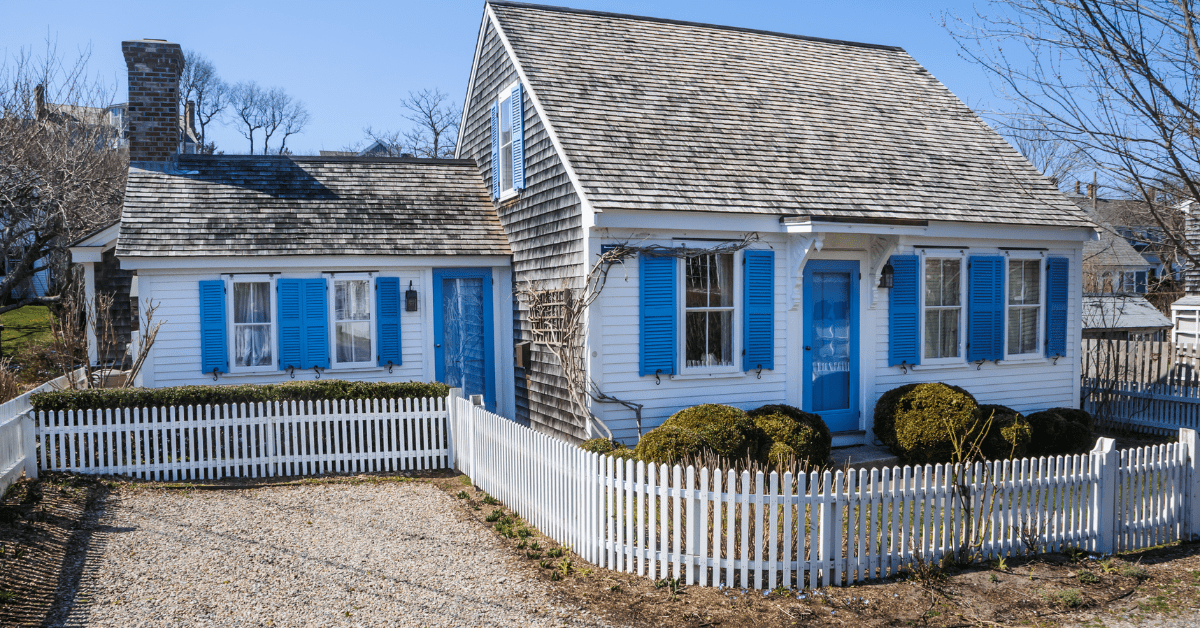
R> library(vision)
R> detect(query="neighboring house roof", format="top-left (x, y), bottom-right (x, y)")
top-left (1083, 294), bottom-right (1172, 331)
top-left (484, 1), bottom-right (1091, 228)
top-left (1077, 205), bottom-right (1150, 270)
top-left (116, 155), bottom-right (510, 257)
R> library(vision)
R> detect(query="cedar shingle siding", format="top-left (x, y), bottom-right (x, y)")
top-left (96, 248), bottom-right (133, 364)
top-left (460, 19), bottom-right (586, 441)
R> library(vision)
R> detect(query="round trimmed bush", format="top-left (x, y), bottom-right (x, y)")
top-left (748, 404), bottom-right (832, 469)
top-left (1027, 409), bottom-right (1094, 456)
top-left (663, 404), bottom-right (765, 462)
top-left (872, 383), bottom-right (920, 450)
top-left (633, 425), bottom-right (704, 464)
top-left (580, 438), bottom-right (618, 455)
top-left (878, 383), bottom-right (978, 465)
top-left (975, 404), bottom-right (1032, 460)
top-left (765, 442), bottom-right (797, 469)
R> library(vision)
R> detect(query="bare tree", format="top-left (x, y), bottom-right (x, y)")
top-left (946, 0), bottom-right (1200, 273)
top-left (1001, 116), bottom-right (1088, 188)
top-left (364, 88), bottom-right (460, 158)
top-left (0, 44), bottom-right (126, 312)
top-left (229, 81), bottom-right (265, 154)
top-left (277, 97), bottom-right (310, 155)
top-left (180, 49), bottom-right (228, 152)
top-left (259, 87), bottom-right (310, 155)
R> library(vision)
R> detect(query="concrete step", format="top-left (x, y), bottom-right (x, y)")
top-left (830, 443), bottom-right (899, 471)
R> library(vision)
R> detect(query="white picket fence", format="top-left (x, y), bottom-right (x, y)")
top-left (453, 399), bottom-right (1200, 589)
top-left (35, 396), bottom-right (452, 481)
top-left (0, 368), bottom-right (86, 494)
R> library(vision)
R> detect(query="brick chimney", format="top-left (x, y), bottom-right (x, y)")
top-left (122, 39), bottom-right (184, 168)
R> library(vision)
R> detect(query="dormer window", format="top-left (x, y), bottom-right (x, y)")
top-left (490, 81), bottom-right (525, 199)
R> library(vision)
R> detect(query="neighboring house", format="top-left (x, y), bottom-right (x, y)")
top-left (1083, 295), bottom-right (1171, 341)
top-left (1078, 206), bottom-right (1152, 295)
top-left (319, 140), bottom-right (399, 158)
top-left (1073, 186), bottom-right (1183, 289)
top-left (455, 2), bottom-right (1096, 445)
top-left (71, 40), bottom-right (516, 415)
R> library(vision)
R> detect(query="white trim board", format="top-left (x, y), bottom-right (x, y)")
top-left (117, 255), bottom-right (513, 272)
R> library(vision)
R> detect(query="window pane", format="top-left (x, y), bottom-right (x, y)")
top-left (234, 282), bottom-right (270, 324)
top-left (335, 280), bottom-right (370, 321)
top-left (925, 260), bottom-right (941, 306)
top-left (1023, 261), bottom-right (1040, 303)
top-left (500, 96), bottom-right (511, 142)
top-left (924, 309), bottom-right (940, 358)
top-left (1007, 307), bottom-right (1039, 354)
top-left (940, 309), bottom-right (959, 358)
top-left (941, 260), bottom-right (960, 306)
top-left (1008, 262), bottom-right (1023, 303)
top-left (685, 257), bottom-right (707, 308)
top-left (336, 321), bottom-right (371, 363)
top-left (713, 254), bottom-right (733, 307)
top-left (234, 324), bottom-right (271, 367)
top-left (685, 254), bottom-right (733, 308)
top-left (685, 311), bottom-right (733, 367)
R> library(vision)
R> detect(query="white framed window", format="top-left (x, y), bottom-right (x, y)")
top-left (330, 274), bottom-right (374, 368)
top-left (681, 251), bottom-right (739, 371)
top-left (1006, 258), bottom-right (1043, 357)
top-left (1119, 271), bottom-right (1137, 293)
top-left (228, 275), bottom-right (276, 372)
top-left (922, 256), bottom-right (964, 362)
top-left (496, 82), bottom-right (518, 199)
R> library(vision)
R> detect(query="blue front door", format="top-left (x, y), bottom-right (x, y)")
top-left (433, 269), bottom-right (495, 411)
top-left (802, 260), bottom-right (860, 433)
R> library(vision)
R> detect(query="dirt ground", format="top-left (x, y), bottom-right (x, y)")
top-left (433, 473), bottom-right (1200, 628)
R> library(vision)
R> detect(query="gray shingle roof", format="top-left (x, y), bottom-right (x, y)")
top-left (1078, 205), bottom-right (1150, 269)
top-left (488, 2), bottom-right (1092, 228)
top-left (1082, 294), bottom-right (1171, 331)
top-left (117, 155), bottom-right (511, 257)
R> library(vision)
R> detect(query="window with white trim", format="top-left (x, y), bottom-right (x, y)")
top-left (923, 257), bottom-right (963, 360)
top-left (1007, 259), bottom-right (1042, 355)
top-left (497, 84), bottom-right (516, 196)
top-left (229, 276), bottom-right (275, 372)
top-left (332, 276), bottom-right (373, 367)
top-left (683, 253), bottom-right (737, 369)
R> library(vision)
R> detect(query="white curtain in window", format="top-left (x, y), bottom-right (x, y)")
top-left (335, 279), bottom-right (372, 363)
top-left (234, 282), bottom-right (271, 367)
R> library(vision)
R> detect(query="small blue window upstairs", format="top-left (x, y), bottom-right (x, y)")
top-left (888, 255), bottom-right (920, 367)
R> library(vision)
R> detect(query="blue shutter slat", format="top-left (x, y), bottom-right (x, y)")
top-left (302, 278), bottom-right (329, 369)
top-left (888, 255), bottom-right (920, 366)
top-left (199, 280), bottom-right (227, 373)
top-left (511, 83), bottom-right (525, 190)
top-left (1046, 257), bottom-right (1069, 357)
top-left (490, 103), bottom-right (500, 199)
top-left (967, 256), bottom-right (1005, 362)
top-left (277, 279), bottom-right (303, 370)
top-left (376, 277), bottom-right (402, 367)
top-left (640, 255), bottom-right (676, 376)
top-left (743, 250), bottom-right (774, 371)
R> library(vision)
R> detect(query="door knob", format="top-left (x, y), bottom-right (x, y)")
top-left (435, 343), bottom-right (441, 348)
top-left (804, 346), bottom-right (811, 351)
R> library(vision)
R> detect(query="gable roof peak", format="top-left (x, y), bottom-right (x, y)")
top-left (487, 1), bottom-right (905, 52)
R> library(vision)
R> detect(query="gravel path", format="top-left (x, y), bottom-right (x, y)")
top-left (50, 481), bottom-right (610, 627)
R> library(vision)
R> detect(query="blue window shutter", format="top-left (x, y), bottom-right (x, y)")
top-left (1135, 270), bottom-right (1147, 293)
top-left (887, 255), bottom-right (920, 366)
top-left (490, 103), bottom-right (500, 199)
top-left (302, 278), bottom-right (329, 369)
top-left (277, 279), bottom-right (303, 370)
top-left (1046, 257), bottom-right (1069, 357)
top-left (511, 83), bottom-right (525, 190)
top-left (967, 256), bottom-right (1005, 362)
top-left (640, 255), bottom-right (677, 376)
top-left (376, 277), bottom-right (402, 367)
top-left (199, 280), bottom-right (227, 373)
top-left (743, 250), bottom-right (774, 371)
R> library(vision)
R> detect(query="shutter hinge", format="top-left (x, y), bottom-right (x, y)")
top-left (858, 273), bottom-right (861, 279)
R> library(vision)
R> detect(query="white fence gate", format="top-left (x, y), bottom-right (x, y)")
top-left (0, 368), bottom-right (86, 494)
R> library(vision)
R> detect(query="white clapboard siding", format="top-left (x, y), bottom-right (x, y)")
top-left (36, 396), bottom-right (449, 480)
top-left (453, 401), bottom-right (1197, 590)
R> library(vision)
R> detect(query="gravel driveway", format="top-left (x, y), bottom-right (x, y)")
top-left (49, 480), bottom-right (610, 627)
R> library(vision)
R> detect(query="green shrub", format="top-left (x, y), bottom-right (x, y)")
top-left (877, 383), bottom-right (978, 465)
top-left (30, 380), bottom-right (451, 412)
top-left (580, 438), bottom-right (618, 455)
top-left (976, 404), bottom-right (1033, 460)
top-left (765, 442), bottom-right (796, 469)
top-left (748, 404), bottom-right (831, 469)
top-left (663, 404), bottom-right (765, 462)
top-left (633, 425), bottom-right (704, 465)
top-left (1027, 408), bottom-right (1094, 457)
top-left (872, 383), bottom-right (919, 451)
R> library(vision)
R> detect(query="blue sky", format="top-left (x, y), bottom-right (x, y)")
top-left (1, 0), bottom-right (997, 155)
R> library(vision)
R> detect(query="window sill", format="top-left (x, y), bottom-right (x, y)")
top-left (670, 369), bottom-right (748, 381)
top-left (909, 362), bottom-right (970, 372)
top-left (498, 189), bottom-right (518, 202)
top-left (1001, 355), bottom-right (1052, 365)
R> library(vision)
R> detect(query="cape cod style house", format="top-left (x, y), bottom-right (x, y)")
top-left (455, 2), bottom-right (1095, 445)
top-left (81, 5), bottom-right (1096, 449)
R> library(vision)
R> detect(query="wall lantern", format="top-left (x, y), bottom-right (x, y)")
top-left (405, 280), bottom-right (419, 312)
top-left (879, 262), bottom-right (894, 289)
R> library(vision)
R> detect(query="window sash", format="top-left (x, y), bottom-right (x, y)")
top-left (1006, 259), bottom-right (1042, 356)
top-left (332, 278), bottom-right (373, 366)
top-left (681, 252), bottom-right (738, 370)
top-left (230, 280), bottom-right (274, 371)
top-left (922, 257), bottom-right (963, 361)
top-left (498, 94), bottom-right (514, 193)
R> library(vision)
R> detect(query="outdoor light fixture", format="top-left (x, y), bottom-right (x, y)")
top-left (405, 280), bottom-right (419, 312)
top-left (879, 262), bottom-right (894, 289)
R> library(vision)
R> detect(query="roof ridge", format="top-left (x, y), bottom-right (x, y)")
top-left (176, 155), bottom-right (476, 165)
top-left (487, 1), bottom-right (905, 52)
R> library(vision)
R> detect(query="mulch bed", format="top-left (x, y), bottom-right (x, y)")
top-left (0, 472), bottom-right (110, 627)
top-left (434, 472), bottom-right (1200, 627)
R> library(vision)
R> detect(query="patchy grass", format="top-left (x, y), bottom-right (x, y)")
top-left (0, 306), bottom-right (51, 358)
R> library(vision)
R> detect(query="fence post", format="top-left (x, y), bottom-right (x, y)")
top-left (1181, 428), bottom-right (1200, 541)
top-left (446, 388), bottom-right (462, 471)
top-left (21, 412), bottom-right (37, 480)
top-left (1092, 437), bottom-right (1118, 554)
